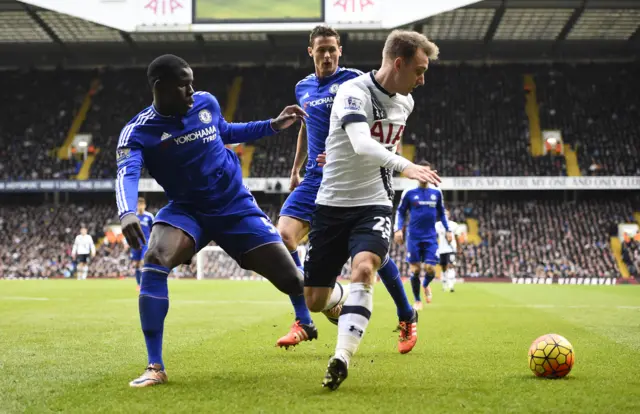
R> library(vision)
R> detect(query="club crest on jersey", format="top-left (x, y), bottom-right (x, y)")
top-left (199, 109), bottom-right (212, 124)
top-left (345, 96), bottom-right (363, 111)
top-left (330, 83), bottom-right (339, 94)
top-left (431, 194), bottom-right (436, 200)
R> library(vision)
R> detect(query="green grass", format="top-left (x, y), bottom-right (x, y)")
top-left (194, 0), bottom-right (322, 21)
top-left (1, 280), bottom-right (640, 413)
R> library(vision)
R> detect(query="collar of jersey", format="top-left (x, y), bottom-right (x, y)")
top-left (151, 104), bottom-right (178, 119)
top-left (369, 71), bottom-right (395, 97)
top-left (316, 66), bottom-right (341, 85)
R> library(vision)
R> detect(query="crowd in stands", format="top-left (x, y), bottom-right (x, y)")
top-left (1, 63), bottom-right (638, 181)
top-left (0, 68), bottom-right (91, 180)
top-left (456, 199), bottom-right (633, 279)
top-left (2, 197), bottom-right (635, 280)
top-left (536, 63), bottom-right (640, 176)
top-left (0, 202), bottom-right (118, 279)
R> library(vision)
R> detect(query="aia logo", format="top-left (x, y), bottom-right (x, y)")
top-left (370, 121), bottom-right (404, 146)
top-left (144, 0), bottom-right (183, 15)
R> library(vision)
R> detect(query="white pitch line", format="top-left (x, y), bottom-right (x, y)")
top-left (0, 296), bottom-right (50, 301)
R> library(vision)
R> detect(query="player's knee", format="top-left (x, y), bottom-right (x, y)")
top-left (352, 260), bottom-right (377, 284)
top-left (279, 229), bottom-right (298, 252)
top-left (144, 245), bottom-right (172, 268)
top-left (424, 265), bottom-right (436, 276)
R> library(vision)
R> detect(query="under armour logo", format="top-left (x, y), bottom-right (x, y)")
top-left (349, 325), bottom-right (364, 337)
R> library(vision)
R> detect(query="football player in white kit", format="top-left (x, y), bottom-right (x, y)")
top-left (436, 210), bottom-right (459, 292)
top-left (302, 30), bottom-right (441, 391)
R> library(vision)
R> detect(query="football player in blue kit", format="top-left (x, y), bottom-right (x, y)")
top-left (130, 197), bottom-right (154, 290)
top-left (276, 26), bottom-right (418, 354)
top-left (394, 161), bottom-right (452, 310)
top-left (116, 54), bottom-right (308, 387)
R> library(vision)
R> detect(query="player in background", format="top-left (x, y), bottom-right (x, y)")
top-left (436, 209), bottom-right (458, 292)
top-left (71, 225), bottom-right (96, 280)
top-left (130, 197), bottom-right (154, 290)
top-left (116, 54), bottom-right (308, 388)
top-left (276, 25), bottom-right (416, 353)
top-left (394, 161), bottom-right (452, 310)
top-left (304, 31), bottom-right (441, 390)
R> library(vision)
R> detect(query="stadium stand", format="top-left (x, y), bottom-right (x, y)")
top-left (2, 197), bottom-right (635, 280)
top-left (2, 63), bottom-right (638, 180)
top-left (536, 63), bottom-right (640, 177)
top-left (0, 69), bottom-right (93, 180)
top-left (456, 199), bottom-right (634, 279)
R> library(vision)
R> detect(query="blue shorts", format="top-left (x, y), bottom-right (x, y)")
top-left (130, 246), bottom-right (148, 261)
top-left (154, 201), bottom-right (282, 265)
top-left (406, 239), bottom-right (439, 265)
top-left (279, 174), bottom-right (321, 224)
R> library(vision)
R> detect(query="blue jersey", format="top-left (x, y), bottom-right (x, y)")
top-left (394, 185), bottom-right (449, 242)
top-left (136, 211), bottom-right (154, 245)
top-left (296, 67), bottom-right (363, 176)
top-left (115, 91), bottom-right (276, 219)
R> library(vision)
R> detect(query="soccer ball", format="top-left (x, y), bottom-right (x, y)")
top-left (528, 333), bottom-right (575, 378)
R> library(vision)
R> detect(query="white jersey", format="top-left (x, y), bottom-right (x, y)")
top-left (436, 220), bottom-right (458, 254)
top-left (72, 234), bottom-right (95, 256)
top-left (316, 71), bottom-right (414, 208)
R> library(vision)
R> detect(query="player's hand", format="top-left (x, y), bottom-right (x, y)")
top-left (402, 163), bottom-right (442, 185)
top-left (316, 152), bottom-right (326, 167)
top-left (271, 105), bottom-right (308, 131)
top-left (446, 232), bottom-right (453, 243)
top-left (393, 230), bottom-right (404, 245)
top-left (290, 170), bottom-right (302, 191)
top-left (121, 214), bottom-right (146, 250)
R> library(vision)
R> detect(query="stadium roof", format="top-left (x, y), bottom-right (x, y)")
top-left (1, 0), bottom-right (639, 67)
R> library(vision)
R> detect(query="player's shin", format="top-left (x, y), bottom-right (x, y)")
top-left (288, 250), bottom-right (313, 324)
top-left (410, 271), bottom-right (421, 302)
top-left (135, 268), bottom-right (141, 286)
top-left (335, 282), bottom-right (373, 366)
top-left (448, 268), bottom-right (456, 291)
top-left (139, 264), bottom-right (170, 369)
top-left (378, 257), bottom-right (413, 321)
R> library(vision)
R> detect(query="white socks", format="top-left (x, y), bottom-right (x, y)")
top-left (335, 283), bottom-right (373, 366)
top-left (323, 282), bottom-right (348, 311)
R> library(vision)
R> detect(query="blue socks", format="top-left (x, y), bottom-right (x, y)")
top-left (410, 271), bottom-right (421, 302)
top-left (378, 257), bottom-right (414, 321)
top-left (135, 268), bottom-right (141, 286)
top-left (139, 264), bottom-right (170, 369)
top-left (289, 250), bottom-right (313, 325)
top-left (423, 272), bottom-right (436, 288)
top-left (290, 250), bottom-right (302, 267)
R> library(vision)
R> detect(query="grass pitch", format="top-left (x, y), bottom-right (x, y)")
top-left (194, 0), bottom-right (322, 21)
top-left (1, 280), bottom-right (640, 413)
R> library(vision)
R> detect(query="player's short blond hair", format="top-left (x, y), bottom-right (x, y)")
top-left (382, 30), bottom-right (439, 62)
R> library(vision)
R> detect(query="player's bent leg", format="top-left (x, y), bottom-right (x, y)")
top-left (241, 242), bottom-right (304, 296)
top-left (324, 252), bottom-right (379, 391)
top-left (275, 215), bottom-right (316, 346)
top-left (277, 215), bottom-right (309, 254)
top-left (131, 224), bottom-right (195, 388)
top-left (409, 263), bottom-right (423, 310)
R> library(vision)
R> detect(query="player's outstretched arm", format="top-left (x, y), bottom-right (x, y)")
top-left (290, 123), bottom-right (308, 191)
top-left (343, 122), bottom-right (441, 185)
top-left (218, 104), bottom-right (308, 145)
top-left (115, 146), bottom-right (145, 250)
